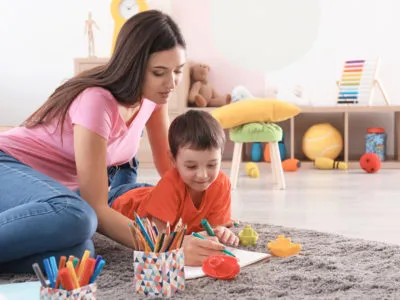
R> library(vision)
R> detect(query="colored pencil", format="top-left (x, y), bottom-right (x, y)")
top-left (128, 216), bottom-right (187, 253)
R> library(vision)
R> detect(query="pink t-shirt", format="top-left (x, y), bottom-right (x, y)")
top-left (0, 87), bottom-right (159, 190)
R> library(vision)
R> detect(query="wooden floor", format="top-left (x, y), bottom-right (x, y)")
top-left (137, 166), bottom-right (400, 246)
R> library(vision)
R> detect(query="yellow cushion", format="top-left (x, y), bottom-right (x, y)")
top-left (210, 98), bottom-right (301, 129)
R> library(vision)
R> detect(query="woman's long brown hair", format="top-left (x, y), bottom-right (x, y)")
top-left (23, 10), bottom-right (186, 135)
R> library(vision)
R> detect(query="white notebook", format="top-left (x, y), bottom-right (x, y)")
top-left (184, 247), bottom-right (270, 280)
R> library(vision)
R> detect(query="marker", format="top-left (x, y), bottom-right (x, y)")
top-left (58, 268), bottom-right (75, 291)
top-left (66, 261), bottom-right (80, 289)
top-left (56, 256), bottom-right (66, 288)
top-left (73, 257), bottom-right (80, 274)
top-left (78, 250), bottom-right (90, 279)
top-left (79, 258), bottom-right (96, 287)
top-left (43, 258), bottom-right (55, 288)
top-left (89, 259), bottom-right (105, 284)
top-left (49, 256), bottom-right (58, 283)
top-left (49, 256), bottom-right (60, 289)
top-left (192, 232), bottom-right (236, 258)
top-left (58, 256), bottom-right (67, 270)
top-left (200, 219), bottom-right (215, 236)
top-left (32, 263), bottom-right (48, 288)
top-left (94, 255), bottom-right (103, 270)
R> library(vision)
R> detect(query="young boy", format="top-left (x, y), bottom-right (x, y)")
top-left (110, 110), bottom-right (239, 265)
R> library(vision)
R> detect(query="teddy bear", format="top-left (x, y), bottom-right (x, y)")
top-left (188, 63), bottom-right (231, 107)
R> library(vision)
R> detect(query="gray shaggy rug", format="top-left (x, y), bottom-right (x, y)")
top-left (2, 223), bottom-right (400, 299)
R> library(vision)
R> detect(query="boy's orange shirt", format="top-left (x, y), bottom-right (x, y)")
top-left (111, 168), bottom-right (231, 234)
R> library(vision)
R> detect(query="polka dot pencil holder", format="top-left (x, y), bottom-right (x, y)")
top-left (39, 283), bottom-right (97, 300)
top-left (133, 248), bottom-right (185, 297)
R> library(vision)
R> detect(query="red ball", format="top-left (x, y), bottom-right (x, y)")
top-left (360, 153), bottom-right (381, 173)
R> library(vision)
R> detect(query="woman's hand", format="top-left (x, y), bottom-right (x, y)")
top-left (182, 233), bottom-right (225, 266)
top-left (214, 226), bottom-right (239, 247)
top-left (74, 124), bottom-right (137, 249)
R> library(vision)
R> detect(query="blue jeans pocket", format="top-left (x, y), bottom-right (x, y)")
top-left (108, 157), bottom-right (140, 189)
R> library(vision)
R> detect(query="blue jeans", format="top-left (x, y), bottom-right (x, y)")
top-left (107, 158), bottom-right (153, 207)
top-left (0, 151), bottom-right (147, 274)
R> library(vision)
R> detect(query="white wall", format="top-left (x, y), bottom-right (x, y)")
top-left (263, 0), bottom-right (400, 106)
top-left (0, 0), bottom-right (171, 125)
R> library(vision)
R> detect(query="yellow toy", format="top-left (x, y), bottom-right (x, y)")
top-left (239, 225), bottom-right (259, 246)
top-left (245, 162), bottom-right (259, 178)
top-left (110, 0), bottom-right (149, 53)
top-left (302, 123), bottom-right (343, 160)
top-left (267, 235), bottom-right (301, 257)
top-left (314, 157), bottom-right (348, 170)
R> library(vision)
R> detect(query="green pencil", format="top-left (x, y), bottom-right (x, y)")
top-left (192, 232), bottom-right (236, 258)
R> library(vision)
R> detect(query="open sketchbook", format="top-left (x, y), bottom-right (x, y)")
top-left (184, 247), bottom-right (270, 280)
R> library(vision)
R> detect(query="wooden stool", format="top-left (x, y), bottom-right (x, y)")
top-left (229, 123), bottom-right (286, 190)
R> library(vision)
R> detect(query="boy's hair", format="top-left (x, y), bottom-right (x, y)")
top-left (168, 110), bottom-right (226, 159)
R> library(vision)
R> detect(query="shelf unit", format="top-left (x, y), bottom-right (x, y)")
top-left (290, 105), bottom-right (400, 169)
top-left (180, 105), bottom-right (400, 169)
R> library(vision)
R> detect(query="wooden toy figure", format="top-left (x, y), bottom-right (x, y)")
top-left (84, 12), bottom-right (100, 58)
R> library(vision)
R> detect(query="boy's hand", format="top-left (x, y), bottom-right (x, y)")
top-left (214, 226), bottom-right (239, 247)
top-left (182, 234), bottom-right (226, 266)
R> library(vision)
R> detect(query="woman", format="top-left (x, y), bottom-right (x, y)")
top-left (0, 10), bottom-right (186, 273)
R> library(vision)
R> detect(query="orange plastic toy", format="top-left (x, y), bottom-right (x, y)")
top-left (282, 158), bottom-right (301, 172)
top-left (202, 255), bottom-right (240, 280)
top-left (267, 235), bottom-right (301, 257)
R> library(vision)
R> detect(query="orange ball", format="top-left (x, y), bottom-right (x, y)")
top-left (360, 153), bottom-right (381, 173)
